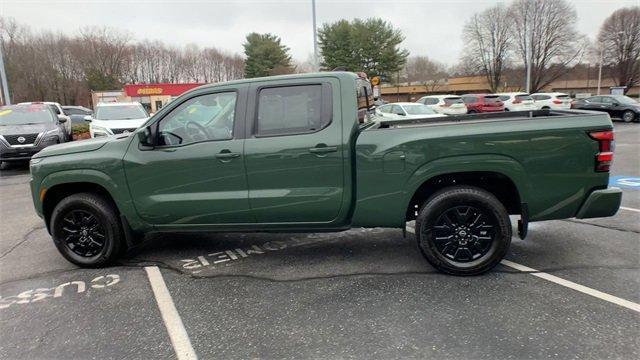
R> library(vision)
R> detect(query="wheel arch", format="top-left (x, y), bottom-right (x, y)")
top-left (40, 169), bottom-right (134, 233)
top-left (404, 155), bottom-right (530, 222)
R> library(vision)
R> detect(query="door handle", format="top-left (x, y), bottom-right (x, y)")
top-left (215, 151), bottom-right (240, 160)
top-left (309, 145), bottom-right (338, 154)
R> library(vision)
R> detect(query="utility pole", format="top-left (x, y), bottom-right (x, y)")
top-left (597, 46), bottom-right (603, 95)
top-left (0, 42), bottom-right (10, 105)
top-left (311, 0), bottom-right (319, 72)
top-left (525, 22), bottom-right (531, 94)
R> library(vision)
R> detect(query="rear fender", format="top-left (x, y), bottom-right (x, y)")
top-left (405, 154), bottom-right (531, 211)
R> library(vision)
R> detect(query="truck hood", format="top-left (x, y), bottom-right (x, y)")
top-left (0, 123), bottom-right (54, 136)
top-left (32, 136), bottom-right (113, 158)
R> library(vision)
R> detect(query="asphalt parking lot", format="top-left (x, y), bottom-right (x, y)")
top-left (0, 122), bottom-right (638, 359)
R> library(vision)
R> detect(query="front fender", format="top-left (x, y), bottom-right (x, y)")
top-left (404, 154), bottom-right (531, 208)
top-left (38, 169), bottom-right (147, 232)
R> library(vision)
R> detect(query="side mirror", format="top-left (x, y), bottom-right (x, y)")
top-left (83, 115), bottom-right (92, 122)
top-left (137, 126), bottom-right (155, 147)
top-left (57, 115), bottom-right (67, 123)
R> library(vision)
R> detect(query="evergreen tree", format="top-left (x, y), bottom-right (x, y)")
top-left (318, 18), bottom-right (409, 79)
top-left (243, 33), bottom-right (292, 78)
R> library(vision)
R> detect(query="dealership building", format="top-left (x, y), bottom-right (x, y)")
top-left (91, 83), bottom-right (204, 113)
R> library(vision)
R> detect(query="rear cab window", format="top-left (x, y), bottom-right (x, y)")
top-left (483, 96), bottom-right (501, 103)
top-left (255, 84), bottom-right (331, 137)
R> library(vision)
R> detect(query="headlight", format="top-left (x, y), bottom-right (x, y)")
top-left (91, 125), bottom-right (112, 136)
top-left (41, 129), bottom-right (60, 142)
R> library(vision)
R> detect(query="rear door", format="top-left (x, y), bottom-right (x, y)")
top-left (243, 79), bottom-right (344, 223)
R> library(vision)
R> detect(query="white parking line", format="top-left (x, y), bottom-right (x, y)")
top-left (145, 266), bottom-right (198, 360)
top-left (620, 206), bottom-right (640, 213)
top-left (500, 260), bottom-right (640, 313)
top-left (405, 226), bottom-right (640, 313)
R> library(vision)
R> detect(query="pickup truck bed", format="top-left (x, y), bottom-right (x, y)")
top-left (353, 109), bottom-right (616, 228)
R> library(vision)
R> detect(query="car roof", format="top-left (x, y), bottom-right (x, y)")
top-left (420, 94), bottom-right (461, 98)
top-left (391, 102), bottom-right (426, 106)
top-left (497, 92), bottom-right (530, 96)
top-left (18, 101), bottom-right (61, 106)
top-left (531, 92), bottom-right (568, 96)
top-left (96, 102), bottom-right (143, 107)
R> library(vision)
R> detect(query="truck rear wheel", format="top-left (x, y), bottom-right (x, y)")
top-left (50, 193), bottom-right (124, 267)
top-left (415, 186), bottom-right (511, 276)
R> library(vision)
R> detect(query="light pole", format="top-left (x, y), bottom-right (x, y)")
top-left (311, 0), bottom-right (319, 72)
top-left (597, 45), bottom-right (603, 95)
top-left (598, 31), bottom-right (625, 95)
top-left (0, 42), bottom-right (10, 105)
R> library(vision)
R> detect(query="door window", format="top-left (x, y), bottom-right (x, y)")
top-left (256, 84), bottom-right (329, 136)
top-left (157, 92), bottom-right (237, 146)
top-left (391, 105), bottom-right (405, 115)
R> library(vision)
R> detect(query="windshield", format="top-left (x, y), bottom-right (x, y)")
top-left (403, 104), bottom-right (437, 115)
top-left (0, 106), bottom-right (55, 125)
top-left (95, 104), bottom-right (148, 120)
top-left (612, 95), bottom-right (638, 105)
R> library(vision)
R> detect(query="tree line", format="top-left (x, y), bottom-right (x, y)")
top-left (461, 0), bottom-right (639, 93)
top-left (0, 18), bottom-right (244, 106)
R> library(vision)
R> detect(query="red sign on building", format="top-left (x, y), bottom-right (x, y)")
top-left (123, 83), bottom-right (204, 97)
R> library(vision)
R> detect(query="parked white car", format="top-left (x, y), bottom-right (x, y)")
top-left (496, 93), bottom-right (537, 112)
top-left (87, 102), bottom-right (149, 138)
top-left (18, 101), bottom-right (72, 141)
top-left (416, 95), bottom-right (468, 115)
top-left (531, 92), bottom-right (572, 110)
top-left (375, 102), bottom-right (447, 120)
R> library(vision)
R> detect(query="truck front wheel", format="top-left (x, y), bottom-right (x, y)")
top-left (415, 186), bottom-right (511, 276)
top-left (50, 193), bottom-right (124, 267)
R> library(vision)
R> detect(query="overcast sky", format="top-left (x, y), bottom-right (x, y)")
top-left (2, 0), bottom-right (639, 65)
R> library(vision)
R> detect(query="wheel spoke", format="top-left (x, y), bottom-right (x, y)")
top-left (60, 210), bottom-right (106, 258)
top-left (432, 205), bottom-right (498, 263)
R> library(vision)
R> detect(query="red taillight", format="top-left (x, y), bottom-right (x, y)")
top-left (553, 99), bottom-right (562, 104)
top-left (513, 99), bottom-right (522, 104)
top-left (589, 130), bottom-right (615, 172)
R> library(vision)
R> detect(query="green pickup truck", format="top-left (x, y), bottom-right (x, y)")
top-left (29, 72), bottom-right (622, 275)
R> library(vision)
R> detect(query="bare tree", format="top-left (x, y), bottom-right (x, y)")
top-left (461, 4), bottom-right (512, 92)
top-left (597, 6), bottom-right (640, 93)
top-left (403, 55), bottom-right (448, 91)
top-left (510, 0), bottom-right (586, 93)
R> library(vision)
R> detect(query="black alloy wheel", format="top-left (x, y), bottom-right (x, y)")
top-left (415, 186), bottom-right (511, 275)
top-left (61, 209), bottom-right (106, 257)
top-left (432, 205), bottom-right (496, 262)
top-left (51, 192), bottom-right (124, 267)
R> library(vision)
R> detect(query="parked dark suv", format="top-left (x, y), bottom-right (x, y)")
top-left (571, 95), bottom-right (639, 123)
top-left (0, 104), bottom-right (68, 166)
top-left (461, 94), bottom-right (504, 113)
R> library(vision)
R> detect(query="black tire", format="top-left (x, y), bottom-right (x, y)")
top-left (50, 192), bottom-right (124, 267)
top-left (415, 186), bottom-right (512, 276)
top-left (467, 110), bottom-right (477, 114)
top-left (542, 106), bottom-right (550, 110)
top-left (622, 110), bottom-right (636, 123)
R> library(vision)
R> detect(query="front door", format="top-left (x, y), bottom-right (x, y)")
top-left (243, 82), bottom-right (344, 223)
top-left (124, 89), bottom-right (252, 225)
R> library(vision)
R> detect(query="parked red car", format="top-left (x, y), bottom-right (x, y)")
top-left (461, 94), bottom-right (504, 113)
